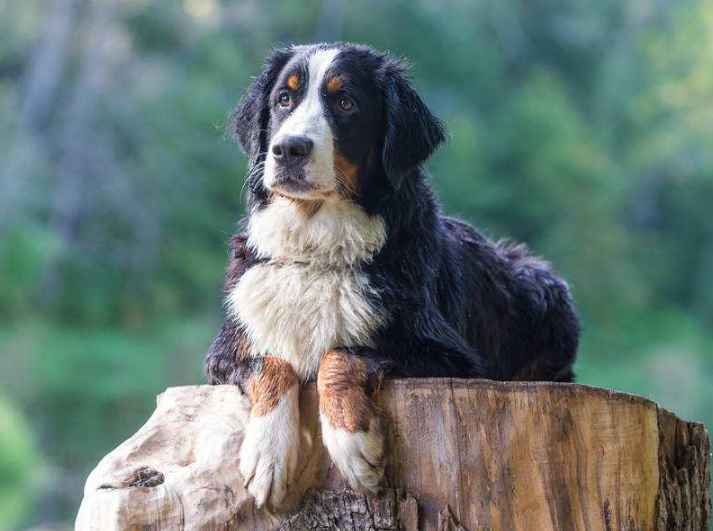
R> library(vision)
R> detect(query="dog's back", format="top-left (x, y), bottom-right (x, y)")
top-left (427, 217), bottom-right (579, 382)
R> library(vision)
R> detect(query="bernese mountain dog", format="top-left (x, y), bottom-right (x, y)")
top-left (205, 42), bottom-right (579, 508)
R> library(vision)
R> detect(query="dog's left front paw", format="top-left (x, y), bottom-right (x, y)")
top-left (321, 419), bottom-right (384, 494)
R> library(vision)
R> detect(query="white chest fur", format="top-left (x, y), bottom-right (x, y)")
top-left (227, 198), bottom-right (387, 379)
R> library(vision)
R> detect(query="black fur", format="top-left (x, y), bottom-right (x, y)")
top-left (207, 43), bottom-right (579, 385)
top-left (231, 47), bottom-right (295, 205)
top-left (379, 59), bottom-right (446, 188)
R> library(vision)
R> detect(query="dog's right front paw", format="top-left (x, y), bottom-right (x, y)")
top-left (239, 388), bottom-right (300, 508)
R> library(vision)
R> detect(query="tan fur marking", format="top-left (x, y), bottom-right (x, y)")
top-left (334, 151), bottom-right (360, 199)
top-left (318, 351), bottom-right (381, 433)
top-left (247, 357), bottom-right (298, 417)
top-left (326, 76), bottom-right (343, 93)
top-left (286, 74), bottom-right (300, 90)
top-left (291, 198), bottom-right (324, 219)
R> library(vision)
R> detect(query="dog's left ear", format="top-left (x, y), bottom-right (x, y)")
top-left (381, 61), bottom-right (446, 188)
top-left (231, 47), bottom-right (294, 160)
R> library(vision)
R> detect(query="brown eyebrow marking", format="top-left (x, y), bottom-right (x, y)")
top-left (326, 76), bottom-right (343, 93)
top-left (286, 73), bottom-right (300, 90)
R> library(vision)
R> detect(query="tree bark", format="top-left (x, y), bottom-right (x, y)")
top-left (75, 380), bottom-right (710, 531)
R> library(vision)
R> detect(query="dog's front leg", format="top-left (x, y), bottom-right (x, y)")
top-left (239, 356), bottom-right (300, 509)
top-left (317, 349), bottom-right (385, 493)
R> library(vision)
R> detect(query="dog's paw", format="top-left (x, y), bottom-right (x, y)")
top-left (322, 418), bottom-right (384, 494)
top-left (239, 387), bottom-right (300, 508)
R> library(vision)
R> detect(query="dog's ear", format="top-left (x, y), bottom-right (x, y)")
top-left (381, 60), bottom-right (446, 188)
top-left (231, 47), bottom-right (294, 160)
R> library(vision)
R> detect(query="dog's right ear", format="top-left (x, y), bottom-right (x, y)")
top-left (230, 47), bottom-right (294, 160)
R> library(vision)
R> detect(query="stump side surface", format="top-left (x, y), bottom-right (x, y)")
top-left (74, 380), bottom-right (711, 531)
top-left (377, 379), bottom-right (661, 531)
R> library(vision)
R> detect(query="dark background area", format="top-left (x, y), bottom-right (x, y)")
top-left (1, 0), bottom-right (712, 529)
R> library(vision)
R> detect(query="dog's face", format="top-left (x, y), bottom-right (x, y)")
top-left (232, 43), bottom-right (446, 207)
top-left (263, 47), bottom-right (383, 199)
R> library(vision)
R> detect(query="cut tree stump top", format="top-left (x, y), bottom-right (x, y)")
top-left (75, 379), bottom-right (711, 531)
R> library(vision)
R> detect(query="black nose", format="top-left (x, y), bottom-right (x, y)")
top-left (272, 136), bottom-right (313, 166)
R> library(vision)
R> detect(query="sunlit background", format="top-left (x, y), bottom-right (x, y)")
top-left (1, 0), bottom-right (712, 529)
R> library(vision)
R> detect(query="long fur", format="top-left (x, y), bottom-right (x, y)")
top-left (206, 42), bottom-right (580, 501)
top-left (206, 43), bottom-right (579, 506)
top-left (207, 42), bottom-right (579, 386)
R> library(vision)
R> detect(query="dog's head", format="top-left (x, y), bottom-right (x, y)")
top-left (231, 43), bottom-right (446, 205)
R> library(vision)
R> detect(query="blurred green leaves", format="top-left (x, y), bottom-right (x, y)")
top-left (0, 395), bottom-right (38, 530)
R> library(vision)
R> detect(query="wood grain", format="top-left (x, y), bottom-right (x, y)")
top-left (380, 380), bottom-right (662, 530)
top-left (75, 380), bottom-right (710, 531)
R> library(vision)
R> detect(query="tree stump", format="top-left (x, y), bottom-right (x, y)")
top-left (75, 380), bottom-right (711, 531)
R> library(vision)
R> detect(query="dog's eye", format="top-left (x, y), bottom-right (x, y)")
top-left (278, 92), bottom-right (291, 108)
top-left (339, 96), bottom-right (354, 111)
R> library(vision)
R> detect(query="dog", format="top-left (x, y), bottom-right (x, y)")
top-left (205, 42), bottom-right (580, 508)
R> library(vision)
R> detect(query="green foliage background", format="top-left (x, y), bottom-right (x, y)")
top-left (0, 0), bottom-right (711, 528)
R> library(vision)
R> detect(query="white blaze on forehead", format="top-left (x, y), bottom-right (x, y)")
top-left (284, 48), bottom-right (339, 136)
top-left (264, 48), bottom-right (340, 194)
